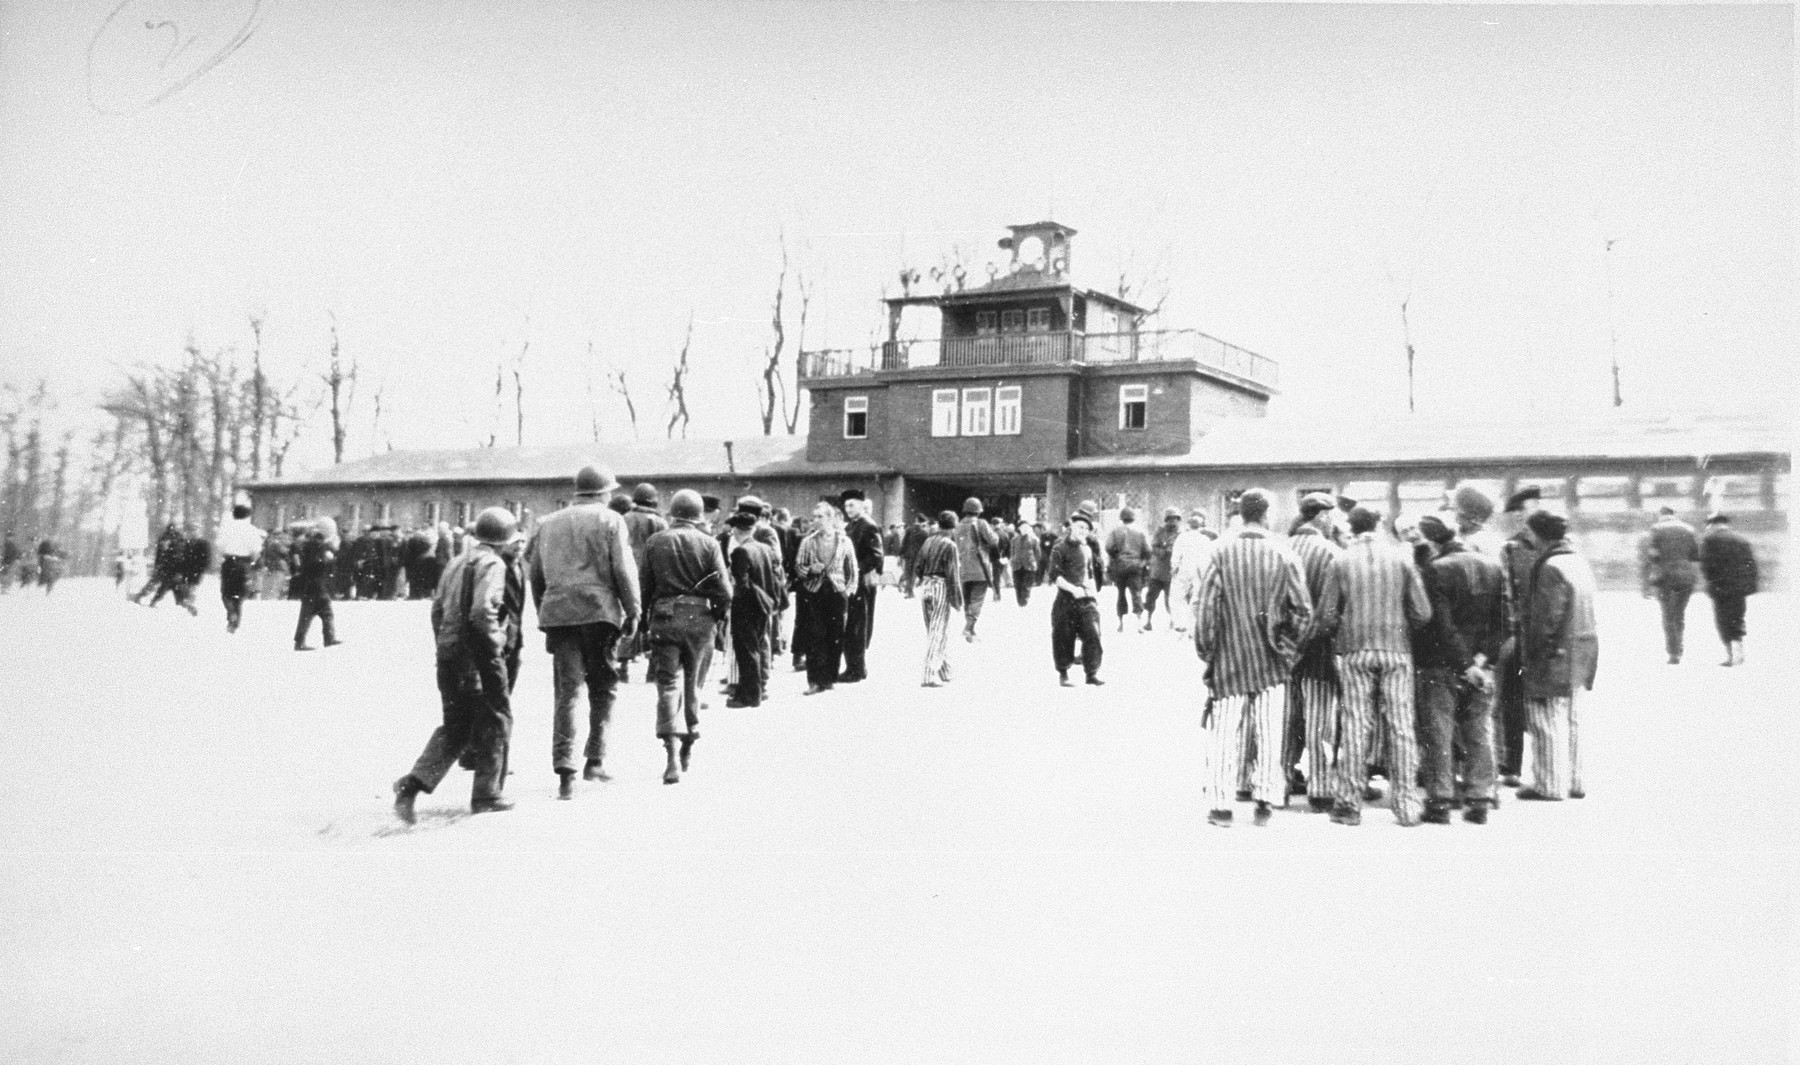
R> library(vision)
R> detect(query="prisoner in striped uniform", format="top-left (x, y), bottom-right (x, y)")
top-left (1517, 510), bottom-right (1598, 801)
top-left (1314, 506), bottom-right (1432, 826)
top-left (1194, 488), bottom-right (1311, 827)
top-left (912, 511), bottom-right (964, 687)
top-left (1285, 493), bottom-right (1344, 811)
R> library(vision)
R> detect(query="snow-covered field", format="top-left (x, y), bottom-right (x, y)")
top-left (2, 577), bottom-right (1794, 1064)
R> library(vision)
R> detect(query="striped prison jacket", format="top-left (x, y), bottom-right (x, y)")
top-left (1195, 527), bottom-right (1312, 698)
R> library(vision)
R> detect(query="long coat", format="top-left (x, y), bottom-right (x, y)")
top-left (1521, 541), bottom-right (1600, 699)
top-left (1699, 526), bottom-right (1759, 600)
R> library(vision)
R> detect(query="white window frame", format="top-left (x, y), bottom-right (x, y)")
top-left (994, 386), bottom-right (1022, 436)
top-left (377, 501), bottom-right (393, 524)
top-left (843, 395), bottom-right (869, 439)
top-left (931, 389), bottom-right (960, 437)
top-left (454, 501), bottom-right (471, 526)
top-left (961, 387), bottom-right (992, 437)
top-left (423, 501), bottom-right (442, 527)
top-left (1026, 307), bottom-right (1050, 333)
top-left (346, 502), bottom-right (363, 529)
top-left (1119, 384), bottom-right (1148, 431)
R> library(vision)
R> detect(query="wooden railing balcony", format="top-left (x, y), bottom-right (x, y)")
top-left (798, 329), bottom-right (1279, 390)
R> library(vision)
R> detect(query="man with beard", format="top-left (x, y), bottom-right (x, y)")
top-left (530, 465), bottom-right (640, 798)
top-left (839, 489), bottom-right (884, 684)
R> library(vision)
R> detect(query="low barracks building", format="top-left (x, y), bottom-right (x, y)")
top-left (247, 221), bottom-right (1792, 589)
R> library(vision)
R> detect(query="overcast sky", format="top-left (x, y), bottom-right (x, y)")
top-left (1, 1), bottom-right (1792, 473)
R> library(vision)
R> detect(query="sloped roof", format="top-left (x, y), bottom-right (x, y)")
top-left (1064, 407), bottom-right (1793, 472)
top-left (254, 435), bottom-right (887, 488)
top-left (886, 267), bottom-right (1147, 314)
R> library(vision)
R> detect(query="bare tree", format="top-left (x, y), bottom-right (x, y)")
top-left (246, 313), bottom-right (268, 480)
top-left (320, 316), bottom-right (357, 464)
top-left (513, 319), bottom-right (529, 446)
top-left (1384, 265), bottom-right (1418, 413)
top-left (608, 362), bottom-right (639, 440)
top-left (666, 315), bottom-right (694, 440)
top-left (1604, 237), bottom-right (1624, 407)
top-left (757, 232), bottom-right (789, 435)
top-left (1115, 246), bottom-right (1172, 328)
top-left (583, 342), bottom-right (602, 444)
top-left (785, 269), bottom-right (811, 434)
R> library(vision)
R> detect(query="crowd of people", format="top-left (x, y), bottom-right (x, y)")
top-left (45, 466), bottom-right (1760, 831)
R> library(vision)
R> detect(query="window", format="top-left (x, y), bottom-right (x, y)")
top-left (975, 311), bottom-right (997, 335)
top-left (423, 501), bottom-right (441, 527)
top-left (843, 396), bottom-right (869, 439)
top-left (1026, 308), bottom-right (1050, 333)
top-left (504, 500), bottom-right (522, 518)
top-left (1000, 309), bottom-right (1025, 333)
top-left (346, 503), bottom-right (363, 529)
top-left (961, 388), bottom-right (992, 436)
top-left (1119, 384), bottom-right (1148, 430)
top-left (377, 501), bottom-right (393, 524)
top-left (931, 389), bottom-right (960, 437)
top-left (292, 502), bottom-right (308, 521)
top-left (994, 386), bottom-right (1022, 435)
top-left (454, 501), bottom-right (471, 527)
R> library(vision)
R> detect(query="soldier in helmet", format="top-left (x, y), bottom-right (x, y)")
top-left (392, 506), bottom-right (525, 822)
top-left (617, 483), bottom-right (669, 684)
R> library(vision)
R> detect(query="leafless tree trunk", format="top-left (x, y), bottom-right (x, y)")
top-left (1115, 246), bottom-right (1172, 328)
top-left (1604, 237), bottom-right (1623, 407)
top-left (513, 320), bottom-right (529, 446)
top-left (1399, 297), bottom-right (1417, 414)
top-left (666, 315), bottom-right (693, 440)
top-left (321, 316), bottom-right (357, 464)
top-left (785, 270), bottom-right (812, 434)
top-left (247, 313), bottom-right (267, 480)
top-left (608, 363), bottom-right (639, 440)
top-left (758, 233), bottom-right (788, 435)
top-left (583, 342), bottom-right (602, 444)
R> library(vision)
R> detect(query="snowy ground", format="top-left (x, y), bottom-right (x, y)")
top-left (1, 577), bottom-right (1794, 1064)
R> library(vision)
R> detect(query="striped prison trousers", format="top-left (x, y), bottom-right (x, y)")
top-left (1526, 694), bottom-right (1582, 799)
top-left (1288, 675), bottom-right (1339, 800)
top-left (918, 576), bottom-right (953, 685)
top-left (1204, 683), bottom-right (1286, 811)
top-left (1332, 650), bottom-right (1422, 823)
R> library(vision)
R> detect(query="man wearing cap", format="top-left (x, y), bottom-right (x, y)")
top-left (1009, 518), bottom-right (1042, 607)
top-left (953, 497), bottom-right (1000, 642)
top-left (640, 490), bottom-right (733, 782)
top-left (1639, 505), bottom-right (1701, 664)
top-left (1143, 508), bottom-right (1183, 630)
top-left (616, 484), bottom-right (669, 684)
top-left (913, 511), bottom-right (965, 687)
top-left (1494, 484), bottom-right (1545, 785)
top-left (898, 514), bottom-right (929, 599)
top-left (1284, 492), bottom-right (1344, 810)
top-left (724, 507), bottom-right (783, 708)
top-left (1451, 484), bottom-right (1500, 557)
top-left (1517, 510), bottom-right (1598, 800)
top-left (528, 464), bottom-right (641, 799)
top-left (1414, 513), bottom-right (1504, 822)
top-left (392, 507), bottom-right (524, 822)
top-left (1314, 505), bottom-right (1432, 826)
top-left (1700, 512), bottom-right (1758, 667)
top-left (1194, 488), bottom-right (1311, 826)
top-left (1048, 508), bottom-right (1105, 687)
top-left (795, 497), bottom-right (857, 694)
top-left (840, 490), bottom-right (884, 684)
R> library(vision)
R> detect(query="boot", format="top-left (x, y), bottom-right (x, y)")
top-left (557, 770), bottom-right (576, 800)
top-left (662, 737), bottom-right (681, 784)
top-left (322, 615), bottom-right (342, 648)
top-left (392, 776), bottom-right (421, 825)
top-left (582, 760), bottom-right (611, 782)
top-left (1732, 640), bottom-right (1745, 666)
top-left (679, 734), bottom-right (696, 772)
